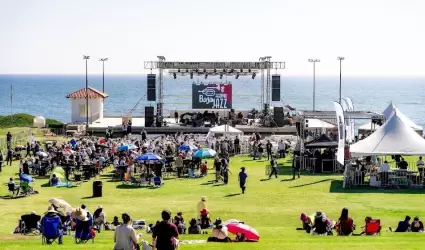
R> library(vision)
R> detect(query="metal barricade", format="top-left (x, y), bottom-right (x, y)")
top-left (345, 168), bottom-right (422, 188)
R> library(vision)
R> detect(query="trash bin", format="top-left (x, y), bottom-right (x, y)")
top-left (93, 181), bottom-right (103, 197)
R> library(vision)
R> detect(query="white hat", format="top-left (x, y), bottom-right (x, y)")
top-left (98, 205), bottom-right (103, 209)
top-left (45, 206), bottom-right (58, 214)
top-left (201, 196), bottom-right (206, 201)
top-left (31, 211), bottom-right (36, 215)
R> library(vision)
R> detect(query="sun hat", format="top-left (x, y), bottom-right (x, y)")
top-left (71, 207), bottom-right (89, 221)
top-left (45, 206), bottom-right (58, 214)
top-left (98, 205), bottom-right (103, 209)
top-left (201, 196), bottom-right (206, 201)
top-left (31, 211), bottom-right (36, 215)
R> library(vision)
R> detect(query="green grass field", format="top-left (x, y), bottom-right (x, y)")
top-left (1, 154), bottom-right (425, 250)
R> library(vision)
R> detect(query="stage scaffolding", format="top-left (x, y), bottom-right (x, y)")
top-left (144, 57), bottom-right (285, 120)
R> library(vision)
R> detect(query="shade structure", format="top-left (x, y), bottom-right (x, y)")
top-left (351, 110), bottom-right (425, 156)
top-left (209, 125), bottom-right (243, 135)
top-left (305, 118), bottom-right (335, 129)
top-left (305, 134), bottom-right (338, 148)
top-left (179, 144), bottom-right (198, 152)
top-left (135, 153), bottom-right (162, 161)
top-left (359, 103), bottom-right (422, 134)
top-left (20, 174), bottom-right (34, 183)
top-left (48, 198), bottom-right (73, 213)
top-left (226, 223), bottom-right (260, 241)
top-left (193, 148), bottom-right (217, 158)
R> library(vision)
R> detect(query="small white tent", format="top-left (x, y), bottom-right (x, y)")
top-left (351, 110), bottom-right (425, 156)
top-left (208, 125), bottom-right (243, 135)
top-left (359, 103), bottom-right (423, 134)
top-left (305, 118), bottom-right (335, 129)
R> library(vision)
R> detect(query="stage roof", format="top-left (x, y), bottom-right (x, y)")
top-left (297, 110), bottom-right (384, 119)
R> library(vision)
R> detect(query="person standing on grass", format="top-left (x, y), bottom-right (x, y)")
top-left (266, 140), bottom-right (273, 160)
top-left (0, 150), bottom-right (3, 172)
top-left (6, 147), bottom-right (13, 166)
top-left (238, 167), bottom-right (247, 194)
top-left (269, 155), bottom-right (278, 179)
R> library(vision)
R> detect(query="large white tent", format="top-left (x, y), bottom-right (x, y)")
top-left (351, 110), bottom-right (425, 156)
top-left (358, 103), bottom-right (423, 134)
top-left (208, 125), bottom-right (243, 135)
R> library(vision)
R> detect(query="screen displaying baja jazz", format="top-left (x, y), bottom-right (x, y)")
top-left (192, 83), bottom-right (232, 109)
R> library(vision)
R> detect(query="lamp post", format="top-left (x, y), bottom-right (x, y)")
top-left (99, 58), bottom-right (108, 92)
top-left (337, 57), bottom-right (345, 103)
top-left (308, 59), bottom-right (320, 111)
top-left (83, 55), bottom-right (90, 130)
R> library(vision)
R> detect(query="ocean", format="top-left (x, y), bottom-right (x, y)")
top-left (0, 74), bottom-right (424, 128)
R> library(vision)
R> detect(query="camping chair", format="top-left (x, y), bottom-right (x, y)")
top-left (139, 240), bottom-right (153, 250)
top-left (41, 215), bottom-right (63, 245)
top-left (19, 181), bottom-right (34, 196)
top-left (364, 219), bottom-right (381, 235)
top-left (8, 182), bottom-right (19, 198)
top-left (21, 214), bottom-right (41, 235)
top-left (74, 215), bottom-right (95, 243)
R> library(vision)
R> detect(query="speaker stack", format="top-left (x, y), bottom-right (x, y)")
top-left (273, 107), bottom-right (284, 127)
top-left (147, 74), bottom-right (156, 101)
top-left (145, 106), bottom-right (154, 127)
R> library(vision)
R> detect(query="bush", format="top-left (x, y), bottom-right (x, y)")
top-left (0, 113), bottom-right (63, 129)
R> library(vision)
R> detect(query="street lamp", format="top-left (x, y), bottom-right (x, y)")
top-left (99, 58), bottom-right (108, 92)
top-left (337, 57), bottom-right (345, 103)
top-left (83, 55), bottom-right (90, 130)
top-left (308, 59), bottom-right (320, 111)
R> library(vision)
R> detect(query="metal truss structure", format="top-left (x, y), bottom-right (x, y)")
top-left (144, 57), bottom-right (285, 119)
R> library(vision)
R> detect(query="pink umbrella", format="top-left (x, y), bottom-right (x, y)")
top-left (226, 223), bottom-right (260, 241)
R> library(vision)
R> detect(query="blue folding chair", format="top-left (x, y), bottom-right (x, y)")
top-left (41, 215), bottom-right (63, 245)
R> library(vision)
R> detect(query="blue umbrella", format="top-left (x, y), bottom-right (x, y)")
top-left (179, 144), bottom-right (198, 152)
top-left (135, 153), bottom-right (163, 161)
top-left (20, 174), bottom-right (34, 183)
top-left (119, 144), bottom-right (138, 151)
top-left (194, 148), bottom-right (217, 158)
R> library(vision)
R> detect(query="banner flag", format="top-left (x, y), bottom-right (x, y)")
top-left (334, 101), bottom-right (345, 165)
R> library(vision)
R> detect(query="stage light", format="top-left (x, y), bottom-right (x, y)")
top-left (220, 74), bottom-right (223, 79)
top-left (190, 72), bottom-right (193, 79)
top-left (252, 73), bottom-right (256, 79)
top-left (173, 73), bottom-right (177, 79)
top-left (205, 73), bottom-right (208, 79)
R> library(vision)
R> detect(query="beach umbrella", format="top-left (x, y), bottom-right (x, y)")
top-left (226, 223), bottom-right (260, 241)
top-left (19, 174), bottom-right (34, 183)
top-left (179, 144), bottom-right (198, 152)
top-left (48, 198), bottom-right (73, 213)
top-left (193, 148), bottom-right (216, 158)
top-left (126, 143), bottom-right (138, 150)
top-left (135, 153), bottom-right (163, 161)
top-left (36, 151), bottom-right (48, 157)
top-left (118, 144), bottom-right (138, 151)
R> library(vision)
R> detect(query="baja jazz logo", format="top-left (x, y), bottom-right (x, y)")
top-left (198, 86), bottom-right (228, 109)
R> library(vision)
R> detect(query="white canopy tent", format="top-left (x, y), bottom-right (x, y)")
top-left (351, 110), bottom-right (425, 156)
top-left (209, 125), bottom-right (243, 135)
top-left (359, 103), bottom-right (423, 134)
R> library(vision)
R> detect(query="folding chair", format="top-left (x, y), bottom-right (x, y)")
top-left (21, 214), bottom-right (41, 235)
top-left (41, 215), bottom-right (63, 244)
top-left (74, 216), bottom-right (95, 244)
top-left (365, 219), bottom-right (381, 235)
top-left (8, 183), bottom-right (19, 198)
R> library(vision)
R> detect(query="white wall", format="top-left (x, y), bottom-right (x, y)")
top-left (70, 98), bottom-right (103, 123)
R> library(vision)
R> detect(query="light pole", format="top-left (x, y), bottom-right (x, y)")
top-left (99, 58), bottom-right (108, 92)
top-left (83, 55), bottom-right (90, 130)
top-left (308, 59), bottom-right (320, 111)
top-left (337, 57), bottom-right (345, 103)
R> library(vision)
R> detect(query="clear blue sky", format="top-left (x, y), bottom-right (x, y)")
top-left (0, 0), bottom-right (424, 76)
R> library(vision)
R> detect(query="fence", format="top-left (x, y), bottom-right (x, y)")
top-left (0, 129), bottom-right (30, 151)
top-left (295, 156), bottom-right (345, 174)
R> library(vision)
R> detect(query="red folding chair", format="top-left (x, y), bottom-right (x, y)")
top-left (365, 219), bottom-right (381, 235)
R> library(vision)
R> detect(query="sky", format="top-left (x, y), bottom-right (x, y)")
top-left (0, 0), bottom-right (424, 76)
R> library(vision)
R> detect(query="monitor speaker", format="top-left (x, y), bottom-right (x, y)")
top-left (145, 106), bottom-right (154, 127)
top-left (147, 74), bottom-right (156, 101)
top-left (271, 75), bottom-right (281, 101)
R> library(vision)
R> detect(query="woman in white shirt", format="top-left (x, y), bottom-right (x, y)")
top-left (114, 213), bottom-right (139, 250)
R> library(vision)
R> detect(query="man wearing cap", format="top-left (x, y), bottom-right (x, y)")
top-left (238, 167), bottom-right (248, 194)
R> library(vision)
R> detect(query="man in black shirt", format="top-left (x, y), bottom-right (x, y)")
top-left (0, 150), bottom-right (3, 172)
top-left (269, 156), bottom-right (278, 179)
top-left (266, 140), bottom-right (272, 160)
top-left (6, 148), bottom-right (13, 166)
top-left (6, 132), bottom-right (12, 149)
top-left (399, 157), bottom-right (408, 170)
top-left (234, 137), bottom-right (240, 155)
top-left (152, 210), bottom-right (179, 250)
top-left (214, 157), bottom-right (221, 182)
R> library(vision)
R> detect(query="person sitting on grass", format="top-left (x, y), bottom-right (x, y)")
top-left (390, 216), bottom-right (411, 232)
top-left (410, 216), bottom-right (424, 232)
top-left (334, 207), bottom-right (355, 236)
top-left (200, 161), bottom-right (208, 176)
top-left (207, 218), bottom-right (231, 242)
top-left (188, 218), bottom-right (201, 234)
top-left (297, 213), bottom-right (312, 233)
top-left (50, 174), bottom-right (59, 187)
top-left (114, 213), bottom-right (140, 250)
top-left (311, 211), bottom-right (333, 235)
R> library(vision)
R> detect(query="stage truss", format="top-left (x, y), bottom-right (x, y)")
top-left (144, 56), bottom-right (285, 119)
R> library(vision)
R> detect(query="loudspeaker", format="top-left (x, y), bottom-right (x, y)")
top-left (145, 106), bottom-right (154, 127)
top-left (273, 107), bottom-right (284, 127)
top-left (271, 75), bottom-right (281, 101)
top-left (147, 74), bottom-right (156, 101)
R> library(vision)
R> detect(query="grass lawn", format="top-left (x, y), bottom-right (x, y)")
top-left (1, 154), bottom-right (425, 250)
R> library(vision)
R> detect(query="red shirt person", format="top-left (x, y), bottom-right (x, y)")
top-left (152, 210), bottom-right (179, 250)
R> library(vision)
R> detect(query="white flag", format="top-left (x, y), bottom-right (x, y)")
top-left (334, 101), bottom-right (345, 165)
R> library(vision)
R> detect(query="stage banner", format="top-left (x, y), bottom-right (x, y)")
top-left (341, 98), bottom-right (352, 142)
top-left (334, 101), bottom-right (345, 165)
top-left (192, 83), bottom-right (232, 109)
top-left (345, 97), bottom-right (355, 141)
